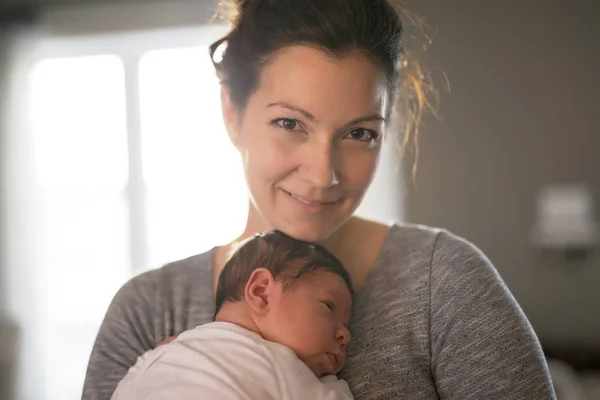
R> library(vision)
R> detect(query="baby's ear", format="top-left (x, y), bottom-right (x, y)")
top-left (244, 268), bottom-right (277, 315)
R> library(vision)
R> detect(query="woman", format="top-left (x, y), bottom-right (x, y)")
top-left (83, 0), bottom-right (556, 399)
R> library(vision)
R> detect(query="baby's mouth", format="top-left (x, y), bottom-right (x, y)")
top-left (326, 352), bottom-right (340, 371)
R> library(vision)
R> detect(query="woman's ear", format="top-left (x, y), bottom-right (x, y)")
top-left (220, 84), bottom-right (241, 148)
top-left (244, 268), bottom-right (278, 315)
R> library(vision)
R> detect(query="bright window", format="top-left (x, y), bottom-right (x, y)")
top-left (139, 47), bottom-right (247, 268)
top-left (24, 28), bottom-right (246, 400)
top-left (30, 54), bottom-right (130, 399)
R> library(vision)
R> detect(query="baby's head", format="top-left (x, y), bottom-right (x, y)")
top-left (215, 231), bottom-right (353, 377)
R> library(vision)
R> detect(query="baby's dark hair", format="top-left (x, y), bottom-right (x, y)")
top-left (214, 230), bottom-right (353, 317)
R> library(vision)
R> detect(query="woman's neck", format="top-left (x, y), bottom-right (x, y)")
top-left (236, 202), bottom-right (274, 243)
top-left (236, 201), bottom-right (356, 255)
top-left (213, 202), bottom-right (382, 292)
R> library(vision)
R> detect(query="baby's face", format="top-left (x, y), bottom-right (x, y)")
top-left (262, 271), bottom-right (352, 377)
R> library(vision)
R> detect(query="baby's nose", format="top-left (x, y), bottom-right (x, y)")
top-left (337, 326), bottom-right (351, 347)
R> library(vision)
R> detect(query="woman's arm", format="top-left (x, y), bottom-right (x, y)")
top-left (82, 270), bottom-right (159, 400)
top-left (430, 232), bottom-right (556, 399)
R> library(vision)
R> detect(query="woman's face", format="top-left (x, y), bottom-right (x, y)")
top-left (223, 46), bottom-right (388, 243)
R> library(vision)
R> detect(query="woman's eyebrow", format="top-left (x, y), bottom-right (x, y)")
top-left (267, 101), bottom-right (317, 122)
top-left (267, 101), bottom-right (385, 127)
top-left (346, 114), bottom-right (386, 127)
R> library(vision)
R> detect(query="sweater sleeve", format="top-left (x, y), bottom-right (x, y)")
top-left (82, 270), bottom-right (159, 400)
top-left (429, 231), bottom-right (556, 399)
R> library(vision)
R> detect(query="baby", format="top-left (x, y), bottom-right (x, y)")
top-left (112, 230), bottom-right (354, 399)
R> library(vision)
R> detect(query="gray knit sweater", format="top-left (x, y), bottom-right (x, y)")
top-left (82, 224), bottom-right (556, 399)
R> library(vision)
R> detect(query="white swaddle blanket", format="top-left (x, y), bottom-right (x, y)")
top-left (112, 321), bottom-right (353, 400)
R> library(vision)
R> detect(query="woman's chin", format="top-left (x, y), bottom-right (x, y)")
top-left (281, 228), bottom-right (327, 243)
top-left (273, 219), bottom-right (346, 244)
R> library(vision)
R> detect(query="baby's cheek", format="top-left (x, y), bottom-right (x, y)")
top-left (276, 306), bottom-right (330, 355)
top-left (300, 327), bottom-right (331, 353)
top-left (270, 317), bottom-right (310, 353)
top-left (280, 329), bottom-right (317, 360)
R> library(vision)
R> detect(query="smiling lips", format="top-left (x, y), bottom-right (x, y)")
top-left (282, 189), bottom-right (339, 212)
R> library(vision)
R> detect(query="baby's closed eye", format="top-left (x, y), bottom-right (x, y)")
top-left (322, 301), bottom-right (335, 311)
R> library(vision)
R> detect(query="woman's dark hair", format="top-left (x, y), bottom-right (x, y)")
top-left (214, 230), bottom-right (353, 318)
top-left (209, 0), bottom-right (437, 178)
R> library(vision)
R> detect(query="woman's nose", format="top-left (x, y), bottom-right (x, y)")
top-left (299, 141), bottom-right (339, 189)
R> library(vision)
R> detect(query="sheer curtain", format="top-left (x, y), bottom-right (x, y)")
top-left (1, 13), bottom-right (46, 400)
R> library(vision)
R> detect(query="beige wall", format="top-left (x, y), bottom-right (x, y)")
top-left (405, 0), bottom-right (600, 349)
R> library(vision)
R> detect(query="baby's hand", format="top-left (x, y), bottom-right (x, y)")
top-left (157, 335), bottom-right (178, 347)
top-left (319, 375), bottom-right (354, 399)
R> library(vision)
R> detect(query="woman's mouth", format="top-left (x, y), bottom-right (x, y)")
top-left (281, 189), bottom-right (339, 213)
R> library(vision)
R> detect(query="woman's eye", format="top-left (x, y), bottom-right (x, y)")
top-left (323, 301), bottom-right (334, 311)
top-left (273, 118), bottom-right (301, 131)
top-left (347, 128), bottom-right (379, 142)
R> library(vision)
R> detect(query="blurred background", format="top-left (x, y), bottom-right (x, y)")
top-left (0, 0), bottom-right (598, 399)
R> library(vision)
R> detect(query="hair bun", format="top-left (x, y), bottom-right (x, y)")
top-left (215, 0), bottom-right (260, 24)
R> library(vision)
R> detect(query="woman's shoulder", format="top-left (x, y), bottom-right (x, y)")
top-left (376, 222), bottom-right (444, 265)
top-left (114, 248), bottom-right (215, 306)
top-left (382, 222), bottom-right (496, 276)
top-left (385, 223), bottom-right (506, 296)
top-left (157, 248), bottom-right (215, 285)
